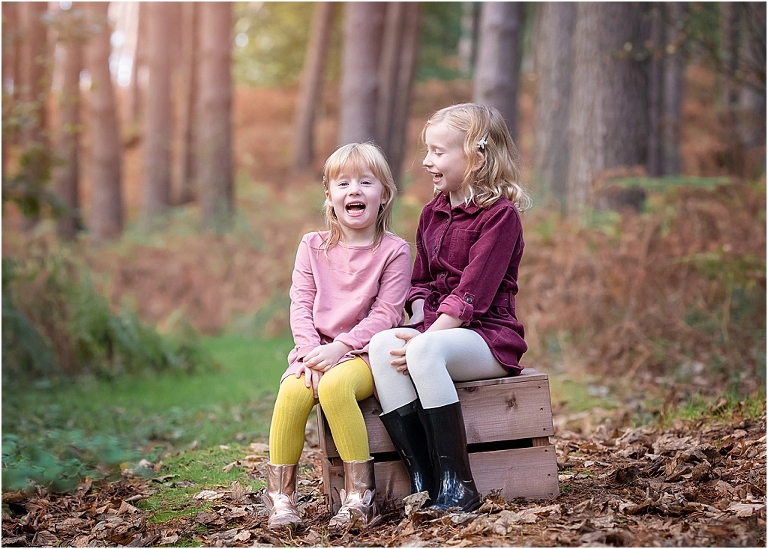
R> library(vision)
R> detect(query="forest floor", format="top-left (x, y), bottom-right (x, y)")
top-left (3, 406), bottom-right (765, 547)
top-left (3, 68), bottom-right (766, 546)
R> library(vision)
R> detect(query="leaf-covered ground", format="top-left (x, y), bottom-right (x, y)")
top-left (3, 409), bottom-right (764, 547)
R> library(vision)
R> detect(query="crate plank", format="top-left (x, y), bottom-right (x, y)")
top-left (323, 445), bottom-right (559, 513)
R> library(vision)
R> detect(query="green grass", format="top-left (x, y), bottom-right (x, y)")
top-left (139, 444), bottom-right (265, 525)
top-left (2, 334), bottom-right (293, 491)
top-left (657, 391), bottom-right (766, 428)
top-left (548, 376), bottom-right (617, 414)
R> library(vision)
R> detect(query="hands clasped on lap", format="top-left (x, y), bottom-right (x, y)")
top-left (297, 340), bottom-right (352, 397)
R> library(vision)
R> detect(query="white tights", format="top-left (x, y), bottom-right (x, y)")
top-left (368, 327), bottom-right (508, 413)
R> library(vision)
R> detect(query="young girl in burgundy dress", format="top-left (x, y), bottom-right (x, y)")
top-left (369, 103), bottom-right (531, 512)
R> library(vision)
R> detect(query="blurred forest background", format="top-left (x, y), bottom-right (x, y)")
top-left (1, 2), bottom-right (765, 494)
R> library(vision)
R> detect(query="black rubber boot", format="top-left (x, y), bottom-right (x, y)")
top-left (419, 402), bottom-right (482, 512)
top-left (379, 400), bottom-right (436, 502)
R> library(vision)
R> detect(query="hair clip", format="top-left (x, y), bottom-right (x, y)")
top-left (477, 130), bottom-right (491, 151)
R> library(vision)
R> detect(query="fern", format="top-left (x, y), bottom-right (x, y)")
top-left (2, 252), bottom-right (218, 382)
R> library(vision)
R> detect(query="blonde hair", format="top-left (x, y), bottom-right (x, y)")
top-left (422, 103), bottom-right (531, 211)
top-left (321, 142), bottom-right (398, 250)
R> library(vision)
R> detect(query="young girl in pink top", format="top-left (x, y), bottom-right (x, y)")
top-left (369, 103), bottom-right (531, 512)
top-left (265, 143), bottom-right (411, 530)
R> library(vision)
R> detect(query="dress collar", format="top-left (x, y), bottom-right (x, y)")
top-left (432, 192), bottom-right (482, 215)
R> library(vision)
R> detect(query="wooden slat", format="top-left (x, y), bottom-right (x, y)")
top-left (457, 378), bottom-right (555, 444)
top-left (319, 368), bottom-right (554, 458)
top-left (324, 445), bottom-right (559, 514)
top-left (455, 368), bottom-right (549, 387)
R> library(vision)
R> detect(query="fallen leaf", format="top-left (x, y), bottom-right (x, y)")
top-left (194, 490), bottom-right (222, 501)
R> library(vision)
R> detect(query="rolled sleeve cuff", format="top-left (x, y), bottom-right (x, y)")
top-left (436, 293), bottom-right (475, 324)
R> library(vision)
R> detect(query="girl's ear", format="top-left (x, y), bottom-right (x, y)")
top-left (471, 150), bottom-right (485, 173)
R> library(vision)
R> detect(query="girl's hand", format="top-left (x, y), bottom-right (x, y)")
top-left (406, 299), bottom-right (425, 326)
top-left (303, 341), bottom-right (353, 372)
top-left (390, 331), bottom-right (418, 375)
top-left (295, 362), bottom-right (323, 398)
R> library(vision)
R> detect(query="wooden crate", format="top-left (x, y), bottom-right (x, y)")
top-left (317, 368), bottom-right (559, 513)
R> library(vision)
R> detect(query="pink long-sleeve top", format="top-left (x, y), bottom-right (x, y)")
top-left (283, 231), bottom-right (412, 380)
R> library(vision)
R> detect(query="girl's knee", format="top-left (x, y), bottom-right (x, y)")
top-left (369, 330), bottom-right (402, 372)
top-left (404, 333), bottom-right (438, 363)
top-left (279, 375), bottom-right (313, 400)
top-left (369, 329), bottom-right (400, 354)
top-left (317, 369), bottom-right (349, 400)
top-left (405, 334), bottom-right (448, 381)
top-left (317, 376), bottom-right (353, 410)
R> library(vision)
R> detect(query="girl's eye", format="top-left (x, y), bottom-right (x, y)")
top-left (337, 181), bottom-right (348, 187)
top-left (361, 180), bottom-right (372, 185)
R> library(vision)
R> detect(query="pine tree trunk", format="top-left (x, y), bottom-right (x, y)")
top-left (661, 2), bottom-right (687, 176)
top-left (338, 2), bottom-right (387, 145)
top-left (717, 3), bottom-right (765, 177)
top-left (53, 9), bottom-right (84, 241)
top-left (458, 2), bottom-right (480, 77)
top-left (719, 3), bottom-right (740, 110)
top-left (473, 2), bottom-right (525, 140)
top-left (141, 1), bottom-right (173, 229)
top-left (177, 1), bottom-right (199, 204)
top-left (532, 2), bottom-right (576, 216)
top-left (376, 3), bottom-right (406, 159)
top-left (198, 1), bottom-right (233, 233)
top-left (2, 2), bottom-right (21, 172)
top-left (128, 2), bottom-right (145, 127)
top-left (18, 1), bottom-right (50, 232)
top-left (85, 1), bottom-right (123, 243)
top-left (292, 2), bottom-right (335, 171)
top-left (646, 4), bottom-right (663, 177)
top-left (737, 3), bottom-right (766, 153)
top-left (566, 3), bottom-right (648, 218)
top-left (383, 2), bottom-right (420, 188)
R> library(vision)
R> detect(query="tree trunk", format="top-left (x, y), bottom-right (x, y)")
top-left (646, 4), bottom-right (663, 178)
top-left (2, 3), bottom-right (20, 96)
top-left (718, 3), bottom-right (766, 178)
top-left (177, 1), bottom-right (199, 204)
top-left (338, 2), bottom-right (387, 145)
top-left (719, 3), bottom-right (740, 110)
top-left (85, 2), bottom-right (123, 243)
top-left (141, 1), bottom-right (173, 230)
top-left (2, 2), bottom-right (21, 172)
top-left (376, 3), bottom-right (405, 159)
top-left (566, 3), bottom-right (648, 218)
top-left (661, 2), bottom-right (687, 176)
top-left (18, 1), bottom-right (50, 232)
top-left (198, 1), bottom-right (233, 233)
top-left (379, 2), bottom-right (420, 189)
top-left (128, 2), bottom-right (145, 126)
top-left (532, 2), bottom-right (576, 216)
top-left (458, 2), bottom-right (480, 77)
top-left (292, 2), bottom-right (336, 171)
top-left (53, 6), bottom-right (84, 241)
top-left (737, 3), bottom-right (766, 153)
top-left (473, 2), bottom-right (525, 140)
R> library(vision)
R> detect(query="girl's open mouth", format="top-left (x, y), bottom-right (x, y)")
top-left (346, 202), bottom-right (366, 213)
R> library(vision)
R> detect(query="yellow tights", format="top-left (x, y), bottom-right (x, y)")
top-left (269, 356), bottom-right (373, 464)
